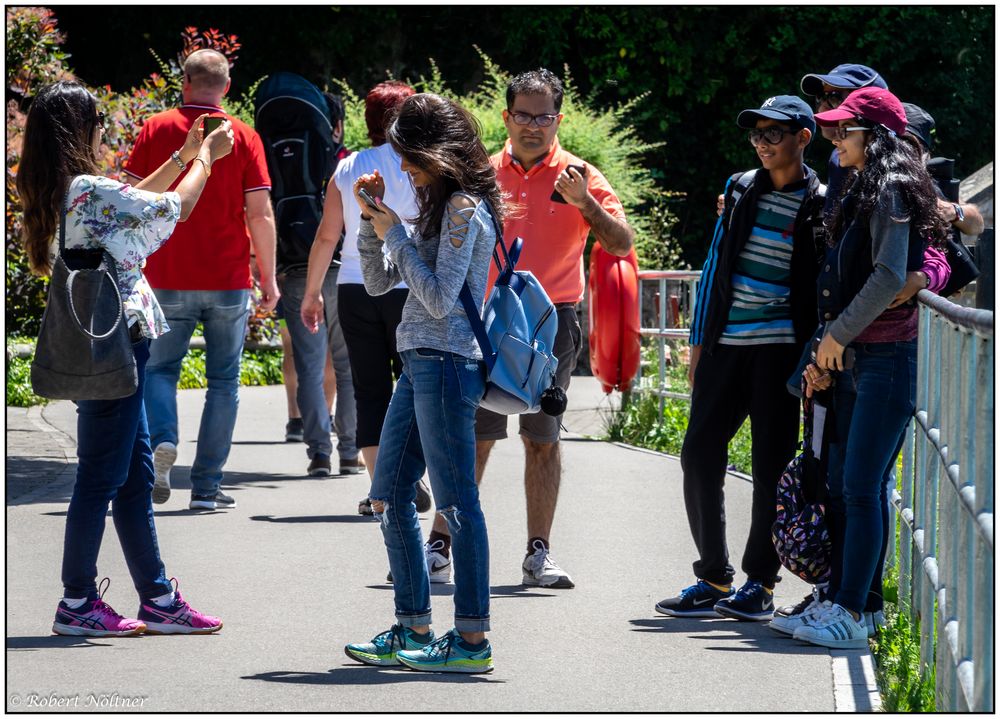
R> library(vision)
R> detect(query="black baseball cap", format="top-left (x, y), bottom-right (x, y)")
top-left (737, 95), bottom-right (816, 135)
top-left (800, 63), bottom-right (888, 97)
top-left (902, 102), bottom-right (935, 151)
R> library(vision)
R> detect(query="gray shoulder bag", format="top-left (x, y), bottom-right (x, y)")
top-left (30, 201), bottom-right (138, 400)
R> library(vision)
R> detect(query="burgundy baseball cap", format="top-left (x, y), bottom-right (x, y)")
top-left (814, 87), bottom-right (907, 136)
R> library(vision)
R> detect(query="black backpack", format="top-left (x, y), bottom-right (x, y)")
top-left (254, 72), bottom-right (336, 273)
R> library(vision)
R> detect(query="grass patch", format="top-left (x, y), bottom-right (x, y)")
top-left (7, 338), bottom-right (284, 405)
top-left (871, 564), bottom-right (937, 711)
top-left (605, 386), bottom-right (754, 475)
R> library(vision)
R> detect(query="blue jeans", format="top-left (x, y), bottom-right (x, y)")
top-left (370, 348), bottom-right (490, 634)
top-left (144, 289), bottom-right (251, 495)
top-left (826, 340), bottom-right (916, 614)
top-left (278, 269), bottom-right (357, 461)
top-left (62, 340), bottom-right (172, 600)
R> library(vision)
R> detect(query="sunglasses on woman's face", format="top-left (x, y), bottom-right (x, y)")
top-left (96, 111), bottom-right (106, 134)
top-left (832, 126), bottom-right (869, 141)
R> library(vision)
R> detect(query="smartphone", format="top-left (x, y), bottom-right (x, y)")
top-left (357, 187), bottom-right (380, 211)
top-left (203, 116), bottom-right (224, 135)
top-left (811, 337), bottom-right (856, 370)
top-left (550, 164), bottom-right (587, 203)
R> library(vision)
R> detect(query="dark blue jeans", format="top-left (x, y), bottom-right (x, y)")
top-left (369, 348), bottom-right (490, 633)
top-left (826, 340), bottom-right (916, 614)
top-left (62, 340), bottom-right (172, 601)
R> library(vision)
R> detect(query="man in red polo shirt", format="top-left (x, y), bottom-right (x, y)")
top-left (427, 68), bottom-right (634, 588)
top-left (123, 48), bottom-right (278, 512)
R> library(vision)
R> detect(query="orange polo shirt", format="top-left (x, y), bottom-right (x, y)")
top-left (489, 138), bottom-right (626, 304)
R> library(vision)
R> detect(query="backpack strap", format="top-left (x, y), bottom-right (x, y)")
top-left (458, 197), bottom-right (506, 371)
top-left (725, 170), bottom-right (756, 232)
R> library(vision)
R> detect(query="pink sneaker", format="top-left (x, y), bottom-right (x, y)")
top-left (53, 578), bottom-right (145, 637)
top-left (137, 578), bottom-right (222, 635)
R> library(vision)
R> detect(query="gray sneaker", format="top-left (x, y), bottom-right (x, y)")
top-left (152, 442), bottom-right (177, 505)
top-left (522, 540), bottom-right (574, 589)
top-left (189, 490), bottom-right (237, 511)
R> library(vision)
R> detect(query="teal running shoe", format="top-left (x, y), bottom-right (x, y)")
top-left (397, 628), bottom-right (494, 674)
top-left (344, 624), bottom-right (434, 667)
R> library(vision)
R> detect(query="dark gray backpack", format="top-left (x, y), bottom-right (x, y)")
top-left (30, 205), bottom-right (138, 400)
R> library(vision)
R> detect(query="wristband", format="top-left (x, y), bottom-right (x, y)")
top-left (194, 157), bottom-right (211, 177)
top-left (951, 203), bottom-right (965, 223)
top-left (170, 150), bottom-right (187, 171)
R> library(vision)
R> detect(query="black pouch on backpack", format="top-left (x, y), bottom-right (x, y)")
top-left (30, 209), bottom-right (137, 401)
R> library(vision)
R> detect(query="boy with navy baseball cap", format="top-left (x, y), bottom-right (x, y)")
top-left (656, 94), bottom-right (828, 623)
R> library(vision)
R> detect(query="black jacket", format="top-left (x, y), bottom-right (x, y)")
top-left (690, 166), bottom-right (827, 353)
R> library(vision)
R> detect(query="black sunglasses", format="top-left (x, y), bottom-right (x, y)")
top-left (95, 111), bottom-right (106, 134)
top-left (509, 111), bottom-right (559, 128)
top-left (747, 126), bottom-right (798, 145)
top-left (816, 91), bottom-right (845, 108)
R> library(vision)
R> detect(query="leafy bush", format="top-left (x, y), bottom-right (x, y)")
top-left (5, 353), bottom-right (47, 407)
top-left (178, 348), bottom-right (283, 390)
top-left (6, 14), bottom-right (277, 342)
top-left (330, 49), bottom-right (684, 270)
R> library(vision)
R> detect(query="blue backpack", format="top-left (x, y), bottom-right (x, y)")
top-left (458, 206), bottom-right (561, 415)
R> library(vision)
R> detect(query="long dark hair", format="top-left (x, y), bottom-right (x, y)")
top-left (16, 81), bottom-right (101, 275)
top-left (385, 93), bottom-right (504, 235)
top-left (828, 124), bottom-right (949, 250)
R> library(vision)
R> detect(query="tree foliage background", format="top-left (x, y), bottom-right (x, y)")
top-left (49, 5), bottom-right (993, 265)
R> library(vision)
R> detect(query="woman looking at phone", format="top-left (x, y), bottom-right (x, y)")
top-left (793, 88), bottom-right (948, 649)
top-left (343, 93), bottom-right (501, 673)
top-left (17, 80), bottom-right (233, 636)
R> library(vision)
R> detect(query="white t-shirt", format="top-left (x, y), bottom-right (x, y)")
top-left (334, 143), bottom-right (418, 286)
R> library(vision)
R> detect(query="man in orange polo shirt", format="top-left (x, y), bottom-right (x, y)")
top-left (123, 49), bottom-right (278, 512)
top-left (427, 68), bottom-right (634, 588)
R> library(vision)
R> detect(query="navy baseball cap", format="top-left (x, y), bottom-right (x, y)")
top-left (800, 64), bottom-right (888, 97)
top-left (737, 95), bottom-right (816, 135)
top-left (902, 102), bottom-right (935, 151)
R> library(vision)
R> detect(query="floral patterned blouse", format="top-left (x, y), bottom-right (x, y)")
top-left (61, 175), bottom-right (181, 339)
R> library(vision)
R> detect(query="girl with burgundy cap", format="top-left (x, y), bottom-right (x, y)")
top-left (792, 87), bottom-right (949, 648)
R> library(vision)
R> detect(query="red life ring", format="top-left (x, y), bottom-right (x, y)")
top-left (588, 244), bottom-right (640, 393)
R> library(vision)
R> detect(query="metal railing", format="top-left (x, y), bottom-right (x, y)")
top-left (894, 289), bottom-right (994, 712)
top-left (636, 268), bottom-right (994, 711)
top-left (635, 270), bottom-right (701, 413)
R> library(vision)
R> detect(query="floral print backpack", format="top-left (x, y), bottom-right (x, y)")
top-left (772, 389), bottom-right (833, 584)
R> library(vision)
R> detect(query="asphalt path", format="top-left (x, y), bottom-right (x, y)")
top-left (6, 379), bottom-right (845, 712)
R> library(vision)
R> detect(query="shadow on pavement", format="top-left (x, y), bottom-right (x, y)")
top-left (249, 514), bottom-right (373, 524)
top-left (6, 458), bottom-right (75, 506)
top-left (489, 584), bottom-right (558, 599)
top-left (6, 635), bottom-right (112, 651)
top-left (242, 666), bottom-right (504, 685)
top-left (364, 584), bottom-right (456, 597)
top-left (628, 618), bottom-right (828, 655)
top-left (6, 465), bottom-right (307, 508)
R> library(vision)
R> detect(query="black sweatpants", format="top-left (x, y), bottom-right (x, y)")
top-left (337, 283), bottom-right (407, 448)
top-left (680, 343), bottom-right (801, 587)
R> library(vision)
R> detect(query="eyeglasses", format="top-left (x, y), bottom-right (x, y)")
top-left (509, 111), bottom-right (559, 128)
top-left (747, 127), bottom-right (798, 145)
top-left (831, 126), bottom-right (869, 141)
top-left (816, 91), bottom-right (844, 108)
top-left (96, 111), bottom-right (106, 134)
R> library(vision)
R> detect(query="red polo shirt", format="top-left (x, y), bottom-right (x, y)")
top-left (489, 138), bottom-right (626, 304)
top-left (123, 104), bottom-right (271, 290)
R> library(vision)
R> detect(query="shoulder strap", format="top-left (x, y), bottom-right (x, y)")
top-left (457, 196), bottom-right (504, 371)
top-left (58, 192), bottom-right (68, 254)
top-left (725, 170), bottom-right (756, 232)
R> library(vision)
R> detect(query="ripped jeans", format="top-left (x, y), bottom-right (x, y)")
top-left (369, 348), bottom-right (490, 634)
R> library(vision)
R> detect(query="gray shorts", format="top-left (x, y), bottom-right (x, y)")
top-left (475, 305), bottom-right (582, 444)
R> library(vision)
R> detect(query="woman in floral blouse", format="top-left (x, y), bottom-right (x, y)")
top-left (17, 80), bottom-right (233, 637)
